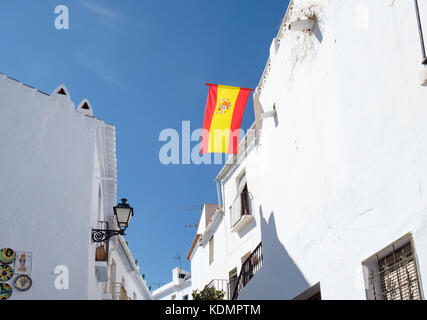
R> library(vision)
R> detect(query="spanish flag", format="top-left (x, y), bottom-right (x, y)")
top-left (201, 84), bottom-right (252, 154)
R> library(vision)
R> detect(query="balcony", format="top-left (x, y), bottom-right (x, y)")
top-left (216, 122), bottom-right (256, 181)
top-left (207, 279), bottom-right (230, 300)
top-left (111, 282), bottom-right (129, 300)
top-left (232, 242), bottom-right (263, 300)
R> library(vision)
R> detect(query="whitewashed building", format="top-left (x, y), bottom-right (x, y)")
top-left (188, 202), bottom-right (262, 300)
top-left (152, 267), bottom-right (192, 300)
top-left (0, 73), bottom-right (152, 300)
top-left (192, 0), bottom-right (427, 300)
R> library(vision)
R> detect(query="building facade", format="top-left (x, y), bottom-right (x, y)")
top-left (188, 202), bottom-right (262, 300)
top-left (0, 74), bottom-right (151, 300)
top-left (152, 267), bottom-right (192, 300)
top-left (191, 0), bottom-right (427, 300)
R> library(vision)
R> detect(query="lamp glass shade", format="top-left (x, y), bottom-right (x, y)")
top-left (113, 199), bottom-right (133, 230)
top-left (115, 207), bottom-right (132, 228)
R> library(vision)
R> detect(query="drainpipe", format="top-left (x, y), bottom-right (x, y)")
top-left (414, 0), bottom-right (427, 65)
top-left (215, 178), bottom-right (222, 213)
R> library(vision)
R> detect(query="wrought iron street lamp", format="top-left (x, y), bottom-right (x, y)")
top-left (92, 198), bottom-right (134, 243)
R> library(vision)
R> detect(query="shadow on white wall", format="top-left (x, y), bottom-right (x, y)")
top-left (238, 206), bottom-right (310, 300)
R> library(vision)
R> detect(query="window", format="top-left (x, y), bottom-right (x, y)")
top-left (362, 234), bottom-right (422, 300)
top-left (209, 235), bottom-right (214, 265)
top-left (241, 185), bottom-right (250, 216)
top-left (231, 173), bottom-right (251, 228)
top-left (183, 294), bottom-right (189, 300)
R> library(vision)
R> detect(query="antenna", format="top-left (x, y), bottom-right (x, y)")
top-left (174, 254), bottom-right (182, 272)
top-left (184, 222), bottom-right (199, 229)
top-left (182, 205), bottom-right (203, 212)
top-left (182, 205), bottom-right (203, 229)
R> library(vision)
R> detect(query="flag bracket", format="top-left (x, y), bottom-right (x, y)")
top-left (259, 110), bottom-right (277, 119)
top-left (289, 18), bottom-right (316, 32)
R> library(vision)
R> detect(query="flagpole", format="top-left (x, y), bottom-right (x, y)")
top-left (215, 178), bottom-right (222, 214)
top-left (414, 0), bottom-right (427, 65)
top-left (205, 83), bottom-right (255, 91)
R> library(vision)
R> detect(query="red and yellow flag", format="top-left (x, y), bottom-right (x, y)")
top-left (201, 84), bottom-right (252, 154)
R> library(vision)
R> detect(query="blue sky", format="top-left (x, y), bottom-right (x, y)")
top-left (0, 0), bottom-right (289, 290)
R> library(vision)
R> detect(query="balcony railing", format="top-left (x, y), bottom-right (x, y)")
top-left (216, 122), bottom-right (256, 181)
top-left (232, 243), bottom-right (263, 300)
top-left (208, 279), bottom-right (230, 300)
top-left (111, 282), bottom-right (129, 300)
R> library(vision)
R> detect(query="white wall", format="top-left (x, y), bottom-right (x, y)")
top-left (152, 268), bottom-right (192, 300)
top-left (107, 236), bottom-right (152, 300)
top-left (191, 213), bottom-right (227, 292)
top-left (236, 0), bottom-right (427, 299)
top-left (152, 281), bottom-right (192, 300)
top-left (221, 159), bottom-right (263, 279)
top-left (190, 194), bottom-right (262, 299)
top-left (0, 75), bottom-right (151, 300)
top-left (0, 77), bottom-right (99, 299)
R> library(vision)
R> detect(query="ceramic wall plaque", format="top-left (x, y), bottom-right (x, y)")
top-left (15, 251), bottom-right (32, 275)
top-left (0, 248), bottom-right (16, 265)
top-left (0, 283), bottom-right (12, 300)
top-left (14, 275), bottom-right (32, 292)
top-left (0, 264), bottom-right (14, 282)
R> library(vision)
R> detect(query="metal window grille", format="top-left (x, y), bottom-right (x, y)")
top-left (368, 242), bottom-right (422, 300)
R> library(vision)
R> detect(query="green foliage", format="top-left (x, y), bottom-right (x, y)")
top-left (192, 285), bottom-right (225, 300)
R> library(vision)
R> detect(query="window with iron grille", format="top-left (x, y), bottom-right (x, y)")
top-left (362, 234), bottom-right (422, 300)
